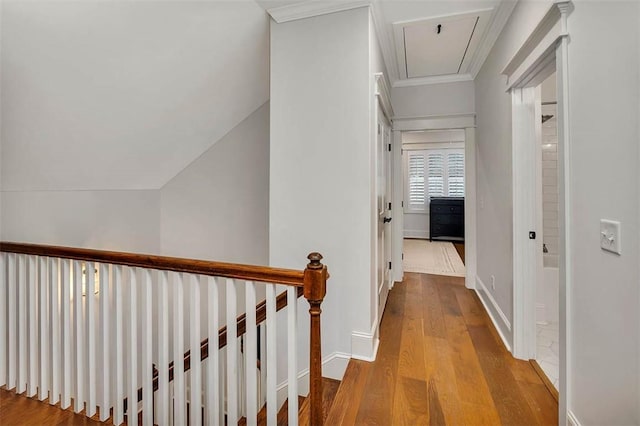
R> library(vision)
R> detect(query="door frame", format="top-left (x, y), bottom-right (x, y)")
top-left (504, 2), bottom-right (572, 424)
top-left (392, 116), bottom-right (477, 290)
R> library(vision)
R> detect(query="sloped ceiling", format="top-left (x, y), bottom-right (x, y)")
top-left (0, 1), bottom-right (269, 191)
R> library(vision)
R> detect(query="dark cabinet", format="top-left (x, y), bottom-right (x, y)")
top-left (429, 197), bottom-right (464, 242)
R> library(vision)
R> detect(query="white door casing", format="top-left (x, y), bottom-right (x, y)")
top-left (504, 2), bottom-right (572, 424)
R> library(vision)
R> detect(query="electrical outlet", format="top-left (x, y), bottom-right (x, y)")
top-left (490, 275), bottom-right (496, 290)
top-left (600, 219), bottom-right (622, 255)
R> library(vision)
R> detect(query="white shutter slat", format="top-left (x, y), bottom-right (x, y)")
top-left (407, 153), bottom-right (426, 210)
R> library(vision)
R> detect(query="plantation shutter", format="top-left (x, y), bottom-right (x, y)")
top-left (408, 153), bottom-right (426, 210)
top-left (427, 153), bottom-right (445, 198)
top-left (447, 152), bottom-right (465, 196)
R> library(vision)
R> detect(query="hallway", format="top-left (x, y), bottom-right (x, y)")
top-left (331, 273), bottom-right (558, 425)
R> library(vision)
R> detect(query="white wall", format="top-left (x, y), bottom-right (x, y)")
top-left (160, 103), bottom-right (270, 265)
top-left (270, 6), bottom-right (372, 375)
top-left (0, 190), bottom-right (161, 253)
top-left (391, 81), bottom-right (475, 118)
top-left (474, 0), bottom-right (553, 346)
top-left (565, 2), bottom-right (639, 424)
top-left (0, 0), bottom-right (269, 191)
top-left (476, 1), bottom-right (640, 423)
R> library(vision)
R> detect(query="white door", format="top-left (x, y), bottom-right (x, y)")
top-left (377, 102), bottom-right (392, 325)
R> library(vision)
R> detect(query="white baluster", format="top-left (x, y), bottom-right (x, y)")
top-left (259, 324), bottom-right (267, 409)
top-left (226, 278), bottom-right (238, 425)
top-left (189, 274), bottom-right (202, 425)
top-left (38, 257), bottom-right (49, 401)
top-left (287, 287), bottom-right (299, 426)
top-left (245, 281), bottom-right (258, 426)
top-left (127, 268), bottom-right (138, 426)
top-left (73, 260), bottom-right (84, 413)
top-left (17, 254), bottom-right (27, 394)
top-left (27, 255), bottom-right (37, 397)
top-left (206, 276), bottom-right (221, 426)
top-left (61, 258), bottom-right (71, 409)
top-left (7, 253), bottom-right (16, 391)
top-left (85, 262), bottom-right (96, 417)
top-left (173, 272), bottom-right (186, 425)
top-left (265, 284), bottom-right (277, 426)
top-left (141, 269), bottom-right (153, 425)
top-left (0, 253), bottom-right (6, 388)
top-left (113, 265), bottom-right (124, 426)
top-left (49, 258), bottom-right (60, 405)
top-left (99, 263), bottom-right (111, 421)
top-left (157, 270), bottom-right (169, 426)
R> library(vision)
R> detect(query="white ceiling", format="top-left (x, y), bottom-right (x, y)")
top-left (261, 0), bottom-right (513, 87)
top-left (1, 1), bottom-right (270, 191)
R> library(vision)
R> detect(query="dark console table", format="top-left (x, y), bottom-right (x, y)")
top-left (429, 197), bottom-right (465, 242)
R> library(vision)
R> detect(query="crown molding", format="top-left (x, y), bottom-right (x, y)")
top-left (370, 1), bottom-right (400, 84)
top-left (468, 0), bottom-right (519, 78)
top-left (392, 73), bottom-right (473, 88)
top-left (266, 0), bottom-right (372, 24)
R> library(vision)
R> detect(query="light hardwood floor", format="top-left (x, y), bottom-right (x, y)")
top-left (328, 272), bottom-right (558, 425)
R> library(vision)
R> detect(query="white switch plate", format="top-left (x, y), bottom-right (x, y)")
top-left (600, 219), bottom-right (621, 255)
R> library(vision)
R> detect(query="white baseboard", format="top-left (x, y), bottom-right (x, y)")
top-left (567, 410), bottom-right (582, 426)
top-left (475, 275), bottom-right (512, 352)
top-left (276, 351), bottom-right (351, 407)
top-left (351, 323), bottom-right (380, 362)
top-left (403, 230), bottom-right (429, 239)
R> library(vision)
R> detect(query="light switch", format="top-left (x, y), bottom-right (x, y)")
top-left (600, 219), bottom-right (621, 255)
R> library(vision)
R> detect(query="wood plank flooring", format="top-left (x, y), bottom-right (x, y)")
top-left (0, 388), bottom-right (104, 425)
top-left (339, 273), bottom-right (557, 425)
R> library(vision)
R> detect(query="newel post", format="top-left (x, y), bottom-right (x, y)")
top-left (303, 252), bottom-right (328, 426)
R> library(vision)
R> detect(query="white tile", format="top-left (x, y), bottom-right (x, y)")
top-left (542, 160), bottom-right (557, 169)
top-left (543, 192), bottom-right (558, 202)
top-left (542, 176), bottom-right (557, 185)
top-left (543, 152), bottom-right (558, 161)
top-left (537, 333), bottom-right (553, 348)
top-left (551, 342), bottom-right (559, 356)
top-left (543, 185), bottom-right (559, 195)
top-left (543, 167), bottom-right (558, 178)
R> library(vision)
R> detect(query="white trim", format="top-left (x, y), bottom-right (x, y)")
top-left (351, 329), bottom-right (380, 362)
top-left (536, 303), bottom-right (546, 325)
top-left (567, 410), bottom-right (581, 426)
top-left (392, 130), bottom-right (404, 283)
top-left (370, 2), bottom-right (400, 85)
top-left (464, 127), bottom-right (477, 290)
top-left (511, 86), bottom-right (539, 361)
top-left (275, 351), bottom-right (351, 407)
top-left (475, 276), bottom-right (512, 352)
top-left (266, 0), bottom-right (371, 23)
top-left (468, 0), bottom-right (519, 78)
top-left (393, 114), bottom-right (476, 131)
top-left (501, 3), bottom-right (563, 77)
top-left (374, 73), bottom-right (394, 121)
top-left (556, 4), bottom-right (572, 423)
top-left (392, 73), bottom-right (473, 88)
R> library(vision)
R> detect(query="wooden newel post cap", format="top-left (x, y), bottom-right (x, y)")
top-left (304, 252), bottom-right (327, 301)
top-left (307, 252), bottom-right (323, 269)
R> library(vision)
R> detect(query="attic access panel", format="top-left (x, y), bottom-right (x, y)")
top-left (403, 15), bottom-right (478, 78)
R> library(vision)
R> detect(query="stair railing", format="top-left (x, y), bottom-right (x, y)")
top-left (0, 242), bottom-right (328, 426)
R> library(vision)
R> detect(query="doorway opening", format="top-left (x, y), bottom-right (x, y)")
top-left (401, 129), bottom-right (466, 278)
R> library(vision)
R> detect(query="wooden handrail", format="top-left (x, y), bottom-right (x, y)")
top-left (0, 242), bottom-right (304, 286)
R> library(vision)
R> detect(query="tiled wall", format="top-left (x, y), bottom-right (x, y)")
top-left (541, 104), bottom-right (559, 267)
